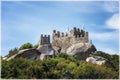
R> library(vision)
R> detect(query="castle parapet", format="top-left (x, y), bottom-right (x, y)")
top-left (40, 34), bottom-right (50, 45)
top-left (52, 27), bottom-right (89, 43)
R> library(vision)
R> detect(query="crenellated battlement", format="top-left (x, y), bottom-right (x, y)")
top-left (40, 34), bottom-right (50, 45)
top-left (70, 27), bottom-right (88, 38)
top-left (52, 27), bottom-right (89, 52)
top-left (52, 27), bottom-right (88, 42)
top-left (52, 30), bottom-right (68, 39)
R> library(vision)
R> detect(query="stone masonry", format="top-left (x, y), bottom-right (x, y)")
top-left (40, 34), bottom-right (50, 45)
top-left (52, 27), bottom-right (89, 52)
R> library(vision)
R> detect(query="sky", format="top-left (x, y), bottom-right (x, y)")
top-left (1, 1), bottom-right (119, 57)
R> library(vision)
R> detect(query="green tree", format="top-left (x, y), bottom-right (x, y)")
top-left (1, 52), bottom-right (119, 79)
top-left (19, 43), bottom-right (33, 50)
top-left (73, 62), bottom-right (118, 79)
top-left (33, 43), bottom-right (39, 49)
top-left (7, 48), bottom-right (19, 58)
top-left (56, 53), bottom-right (69, 59)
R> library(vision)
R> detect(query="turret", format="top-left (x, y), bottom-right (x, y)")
top-left (57, 31), bottom-right (60, 37)
top-left (73, 27), bottom-right (77, 38)
top-left (52, 30), bottom-right (56, 39)
top-left (40, 34), bottom-right (43, 45)
top-left (40, 34), bottom-right (50, 45)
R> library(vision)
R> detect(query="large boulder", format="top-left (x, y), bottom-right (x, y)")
top-left (86, 56), bottom-right (107, 65)
top-left (66, 43), bottom-right (96, 60)
top-left (6, 49), bottom-right (41, 61)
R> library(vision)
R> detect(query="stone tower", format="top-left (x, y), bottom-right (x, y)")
top-left (40, 34), bottom-right (50, 45)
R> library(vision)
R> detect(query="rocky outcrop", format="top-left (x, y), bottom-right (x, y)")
top-left (6, 44), bottom-right (56, 61)
top-left (5, 27), bottom-right (97, 61)
top-left (66, 43), bottom-right (96, 60)
top-left (6, 49), bottom-right (41, 61)
top-left (86, 56), bottom-right (107, 65)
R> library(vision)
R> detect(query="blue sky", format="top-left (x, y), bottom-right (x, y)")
top-left (1, 1), bottom-right (119, 57)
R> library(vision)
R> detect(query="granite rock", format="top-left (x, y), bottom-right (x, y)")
top-left (66, 43), bottom-right (96, 60)
top-left (86, 56), bottom-right (107, 65)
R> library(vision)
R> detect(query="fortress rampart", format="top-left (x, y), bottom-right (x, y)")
top-left (52, 27), bottom-right (89, 51)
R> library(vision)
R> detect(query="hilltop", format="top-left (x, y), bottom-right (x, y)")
top-left (4, 27), bottom-right (96, 61)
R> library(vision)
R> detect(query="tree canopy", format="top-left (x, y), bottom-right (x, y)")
top-left (19, 43), bottom-right (33, 50)
top-left (1, 53), bottom-right (119, 79)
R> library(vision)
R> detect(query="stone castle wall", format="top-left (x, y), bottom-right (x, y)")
top-left (52, 27), bottom-right (89, 52)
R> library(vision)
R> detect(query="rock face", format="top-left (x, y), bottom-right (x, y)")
top-left (86, 56), bottom-right (107, 65)
top-left (66, 43), bottom-right (96, 60)
top-left (6, 44), bottom-right (56, 61)
top-left (15, 49), bottom-right (41, 59)
top-left (6, 49), bottom-right (41, 61)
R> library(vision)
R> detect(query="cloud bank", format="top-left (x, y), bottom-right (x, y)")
top-left (106, 13), bottom-right (119, 29)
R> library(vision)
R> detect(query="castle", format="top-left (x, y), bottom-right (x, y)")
top-left (40, 27), bottom-right (89, 45)
top-left (6, 27), bottom-right (96, 61)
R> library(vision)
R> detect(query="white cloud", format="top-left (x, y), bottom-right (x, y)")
top-left (90, 32), bottom-right (119, 55)
top-left (89, 31), bottom-right (119, 55)
top-left (89, 32), bottom-right (113, 40)
top-left (104, 1), bottom-right (119, 13)
top-left (106, 13), bottom-right (119, 29)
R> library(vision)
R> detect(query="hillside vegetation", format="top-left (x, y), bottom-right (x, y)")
top-left (5, 43), bottom-right (38, 58)
top-left (1, 52), bottom-right (119, 79)
top-left (1, 42), bottom-right (119, 79)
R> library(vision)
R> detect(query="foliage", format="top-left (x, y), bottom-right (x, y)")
top-left (56, 53), bottom-right (69, 59)
top-left (92, 51), bottom-right (119, 72)
top-left (1, 52), bottom-right (119, 79)
top-left (19, 43), bottom-right (33, 50)
top-left (6, 43), bottom-right (33, 58)
top-left (33, 43), bottom-right (39, 49)
top-left (7, 48), bottom-right (19, 58)
top-left (92, 51), bottom-right (111, 60)
top-left (72, 62), bottom-right (118, 79)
